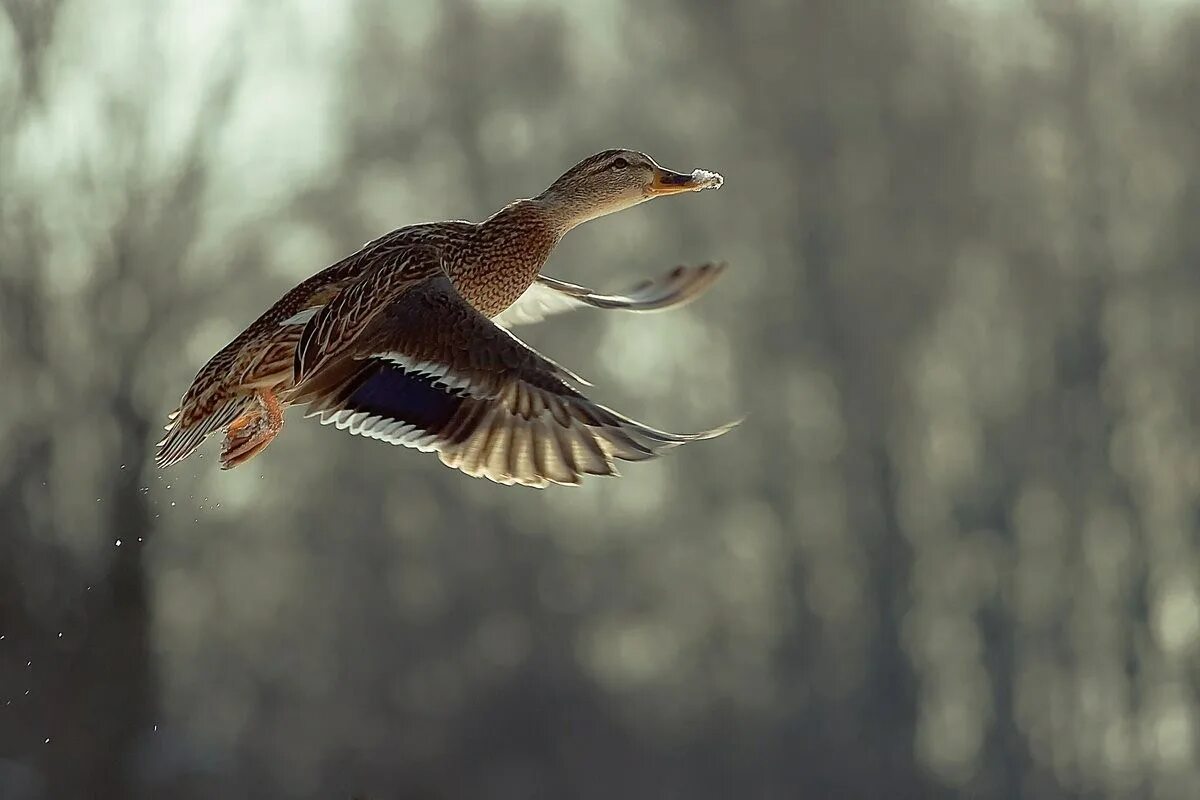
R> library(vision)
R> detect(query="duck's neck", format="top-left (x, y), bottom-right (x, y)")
top-left (528, 188), bottom-right (615, 236)
top-left (479, 199), bottom-right (566, 263)
top-left (484, 198), bottom-right (564, 239)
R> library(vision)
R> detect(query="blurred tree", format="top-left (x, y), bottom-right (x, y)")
top-left (0, 2), bottom-right (258, 796)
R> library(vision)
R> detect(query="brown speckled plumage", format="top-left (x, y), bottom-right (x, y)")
top-left (156, 148), bottom-right (733, 485)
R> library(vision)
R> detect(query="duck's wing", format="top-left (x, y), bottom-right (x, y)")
top-left (292, 244), bottom-right (443, 386)
top-left (492, 262), bottom-right (726, 328)
top-left (289, 274), bottom-right (737, 488)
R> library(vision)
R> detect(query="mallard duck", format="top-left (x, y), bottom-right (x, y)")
top-left (156, 149), bottom-right (735, 487)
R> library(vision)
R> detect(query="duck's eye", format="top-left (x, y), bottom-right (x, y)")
top-left (611, 157), bottom-right (629, 170)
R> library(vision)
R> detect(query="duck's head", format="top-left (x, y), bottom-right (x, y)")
top-left (536, 148), bottom-right (723, 232)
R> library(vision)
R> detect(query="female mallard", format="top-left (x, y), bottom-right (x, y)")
top-left (156, 149), bottom-right (734, 487)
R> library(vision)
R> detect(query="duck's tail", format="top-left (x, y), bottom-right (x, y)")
top-left (154, 393), bottom-right (252, 468)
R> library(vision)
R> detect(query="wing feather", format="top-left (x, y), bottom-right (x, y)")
top-left (288, 275), bottom-right (737, 487)
top-left (293, 245), bottom-right (443, 384)
top-left (493, 262), bottom-right (726, 328)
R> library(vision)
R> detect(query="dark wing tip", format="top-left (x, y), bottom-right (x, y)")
top-left (613, 261), bottom-right (729, 312)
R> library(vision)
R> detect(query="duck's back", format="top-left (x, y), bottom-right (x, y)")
top-left (160, 222), bottom-right (468, 460)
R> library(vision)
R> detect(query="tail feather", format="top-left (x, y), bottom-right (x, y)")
top-left (154, 395), bottom-right (250, 468)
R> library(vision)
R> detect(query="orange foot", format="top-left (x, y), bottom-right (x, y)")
top-left (220, 389), bottom-right (284, 470)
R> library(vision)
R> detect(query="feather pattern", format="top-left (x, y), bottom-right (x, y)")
top-left (293, 245), bottom-right (443, 384)
top-left (155, 394), bottom-right (250, 468)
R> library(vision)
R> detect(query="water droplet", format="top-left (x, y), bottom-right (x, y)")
top-left (115, 539), bottom-right (122, 547)
top-left (137, 538), bottom-right (143, 542)
top-left (56, 633), bottom-right (62, 638)
top-left (44, 738), bottom-right (50, 744)
top-left (153, 724), bottom-right (158, 732)
top-left (170, 501), bottom-right (176, 507)
top-left (120, 464), bottom-right (126, 470)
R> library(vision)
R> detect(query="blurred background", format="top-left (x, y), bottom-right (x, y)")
top-left (3, 0), bottom-right (1200, 797)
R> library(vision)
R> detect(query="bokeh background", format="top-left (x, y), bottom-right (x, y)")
top-left (3, 0), bottom-right (1200, 797)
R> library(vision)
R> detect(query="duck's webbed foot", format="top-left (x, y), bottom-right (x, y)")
top-left (220, 389), bottom-right (284, 470)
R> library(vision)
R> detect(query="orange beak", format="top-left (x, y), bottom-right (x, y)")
top-left (645, 166), bottom-right (724, 197)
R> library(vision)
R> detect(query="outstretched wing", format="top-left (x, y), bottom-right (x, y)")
top-left (289, 274), bottom-right (737, 488)
top-left (492, 262), bottom-right (726, 328)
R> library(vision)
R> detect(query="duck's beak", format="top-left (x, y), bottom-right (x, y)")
top-left (646, 166), bottom-right (724, 197)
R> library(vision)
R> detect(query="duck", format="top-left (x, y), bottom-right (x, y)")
top-left (155, 148), bottom-right (736, 487)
